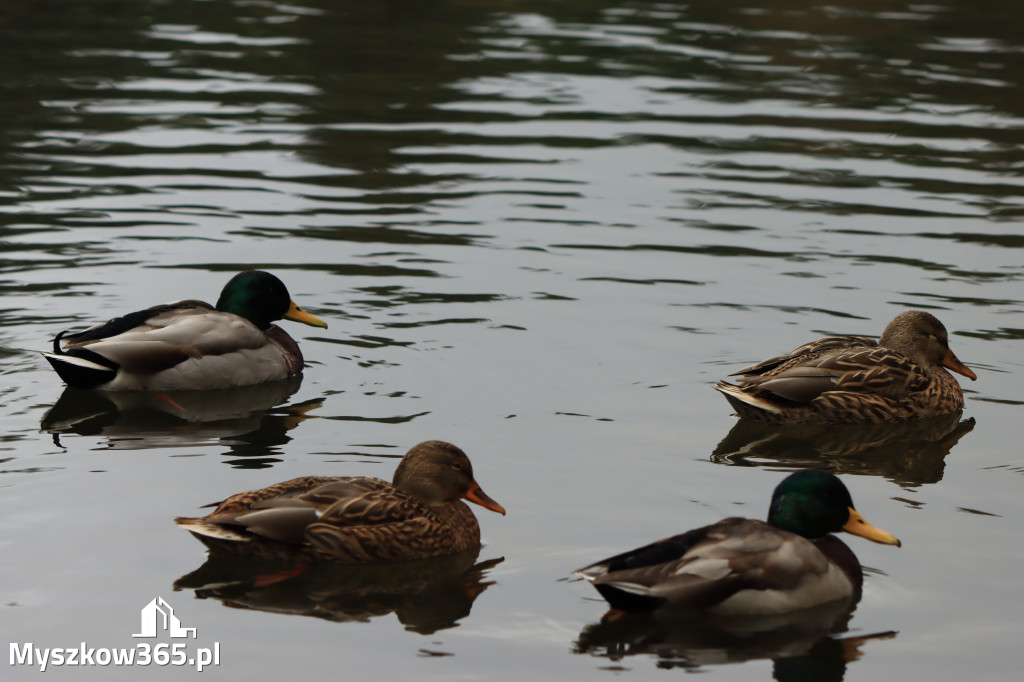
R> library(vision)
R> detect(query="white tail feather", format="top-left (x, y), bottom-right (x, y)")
top-left (175, 519), bottom-right (250, 542)
top-left (41, 351), bottom-right (112, 372)
top-left (714, 382), bottom-right (782, 414)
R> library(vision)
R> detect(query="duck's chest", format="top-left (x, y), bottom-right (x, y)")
top-left (434, 502), bottom-right (482, 554)
top-left (913, 368), bottom-right (964, 413)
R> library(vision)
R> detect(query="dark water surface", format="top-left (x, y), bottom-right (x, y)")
top-left (2, 1), bottom-right (1022, 680)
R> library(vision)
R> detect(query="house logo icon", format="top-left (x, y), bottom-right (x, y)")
top-left (132, 597), bottom-right (196, 639)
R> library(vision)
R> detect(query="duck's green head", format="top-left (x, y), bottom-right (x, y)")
top-left (768, 470), bottom-right (901, 546)
top-left (215, 270), bottom-right (328, 330)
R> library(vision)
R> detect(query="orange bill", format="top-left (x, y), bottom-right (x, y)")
top-left (463, 481), bottom-right (506, 516)
top-left (941, 347), bottom-right (976, 381)
top-left (843, 508), bottom-right (901, 547)
top-left (285, 299), bottom-right (328, 328)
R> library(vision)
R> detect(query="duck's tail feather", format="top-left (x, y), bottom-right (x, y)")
top-left (174, 517), bottom-right (250, 543)
top-left (714, 381), bottom-right (782, 416)
top-left (42, 335), bottom-right (120, 389)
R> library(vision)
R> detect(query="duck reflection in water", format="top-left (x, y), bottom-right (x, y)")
top-left (175, 550), bottom-right (502, 634)
top-left (574, 603), bottom-right (896, 681)
top-left (711, 411), bottom-right (975, 486)
top-left (40, 377), bottom-right (322, 463)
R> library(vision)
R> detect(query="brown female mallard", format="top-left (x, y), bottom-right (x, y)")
top-left (42, 270), bottom-right (327, 391)
top-left (575, 470), bottom-right (900, 616)
top-left (175, 440), bottom-right (506, 563)
top-left (714, 310), bottom-right (976, 423)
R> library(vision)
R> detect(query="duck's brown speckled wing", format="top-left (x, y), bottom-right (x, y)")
top-left (729, 335), bottom-right (877, 378)
top-left (178, 476), bottom-right (481, 563)
top-left (740, 346), bottom-right (931, 402)
top-left (717, 336), bottom-right (965, 423)
top-left (201, 476), bottom-right (352, 515)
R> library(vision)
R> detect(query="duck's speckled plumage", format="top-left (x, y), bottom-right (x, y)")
top-left (176, 441), bottom-right (506, 563)
top-left (575, 470), bottom-right (900, 616)
top-left (715, 311), bottom-right (976, 423)
top-left (42, 271), bottom-right (327, 391)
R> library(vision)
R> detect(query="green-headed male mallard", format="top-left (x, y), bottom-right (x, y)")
top-left (176, 440), bottom-right (506, 563)
top-left (575, 469), bottom-right (899, 616)
top-left (42, 270), bottom-right (327, 391)
top-left (715, 310), bottom-right (976, 423)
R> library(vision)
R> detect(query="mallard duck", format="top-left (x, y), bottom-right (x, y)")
top-left (175, 440), bottom-right (506, 563)
top-left (42, 270), bottom-right (327, 391)
top-left (575, 469), bottom-right (900, 616)
top-left (714, 310), bottom-right (976, 423)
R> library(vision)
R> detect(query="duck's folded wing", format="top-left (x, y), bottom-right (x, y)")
top-left (739, 347), bottom-right (929, 403)
top-left (59, 301), bottom-right (211, 343)
top-left (176, 477), bottom-right (406, 546)
top-left (61, 305), bottom-right (268, 373)
top-left (199, 476), bottom-right (348, 515)
top-left (312, 484), bottom-right (433, 528)
top-left (577, 519), bottom-right (839, 613)
top-left (575, 523), bottom-right (734, 611)
top-left (575, 525), bottom-right (713, 580)
top-left (730, 336), bottom-right (877, 378)
top-left (206, 480), bottom-right (432, 546)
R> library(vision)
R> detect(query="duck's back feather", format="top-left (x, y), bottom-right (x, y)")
top-left (58, 300), bottom-right (213, 344)
top-left (176, 475), bottom-right (482, 563)
top-left (69, 306), bottom-right (267, 368)
top-left (718, 339), bottom-right (961, 423)
top-left (730, 336), bottom-right (877, 377)
top-left (45, 302), bottom-right (302, 390)
top-left (576, 518), bottom-right (857, 615)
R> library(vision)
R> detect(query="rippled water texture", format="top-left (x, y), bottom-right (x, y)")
top-left (2, 1), bottom-right (1022, 680)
